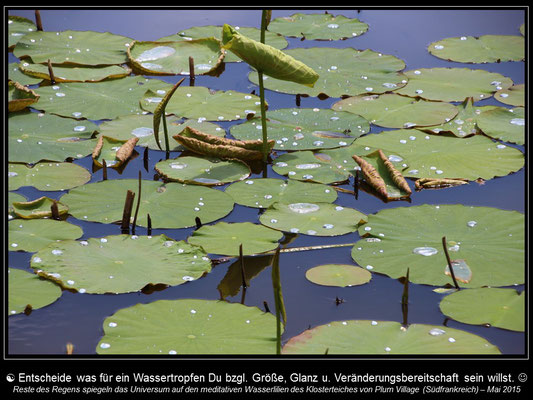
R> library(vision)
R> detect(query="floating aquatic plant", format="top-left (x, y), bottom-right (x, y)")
top-left (8, 268), bottom-right (62, 316)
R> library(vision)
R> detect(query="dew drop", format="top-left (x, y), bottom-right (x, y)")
top-left (467, 220), bottom-right (477, 227)
top-left (131, 127), bottom-right (153, 138)
top-left (429, 328), bottom-right (446, 336)
top-left (288, 203), bottom-right (320, 214)
top-left (412, 247), bottom-right (438, 256)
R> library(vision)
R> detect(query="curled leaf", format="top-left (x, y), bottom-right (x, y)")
top-left (153, 78), bottom-right (185, 150)
top-left (378, 149), bottom-right (412, 195)
top-left (352, 154), bottom-right (388, 198)
top-left (174, 135), bottom-right (264, 161)
top-left (8, 81), bottom-right (40, 112)
top-left (116, 137), bottom-right (139, 163)
top-left (12, 197), bottom-right (69, 219)
top-left (415, 177), bottom-right (469, 190)
top-left (181, 126), bottom-right (274, 152)
top-left (92, 136), bottom-right (138, 169)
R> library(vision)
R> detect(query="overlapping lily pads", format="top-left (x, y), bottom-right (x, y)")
top-left (8, 81), bottom-right (40, 112)
top-left (30, 234), bottom-right (212, 294)
top-left (8, 162), bottom-right (91, 191)
top-left (351, 204), bottom-right (524, 288)
top-left (12, 197), bottom-right (69, 219)
top-left (8, 268), bottom-right (62, 315)
top-left (477, 107), bottom-right (525, 145)
top-left (19, 62), bottom-right (132, 82)
top-left (9, 219), bottom-right (83, 252)
top-left (272, 151), bottom-right (350, 184)
top-left (9, 62), bottom-right (42, 86)
top-left (8, 16), bottom-right (37, 49)
top-left (494, 84), bottom-right (524, 107)
top-left (96, 299), bottom-right (279, 354)
top-left (305, 264), bottom-right (372, 287)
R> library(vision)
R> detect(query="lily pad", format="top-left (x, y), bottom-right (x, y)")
top-left (305, 264), bottom-right (372, 287)
top-left (19, 62), bottom-right (131, 82)
top-left (140, 85), bottom-right (263, 121)
top-left (395, 67), bottom-right (513, 102)
top-left (13, 30), bottom-right (132, 66)
top-left (8, 62), bottom-right (42, 86)
top-left (428, 35), bottom-right (525, 63)
top-left (332, 93), bottom-right (458, 129)
top-left (12, 197), bottom-right (69, 220)
top-left (494, 84), bottom-right (524, 107)
top-left (8, 81), bottom-right (40, 112)
top-left (282, 320), bottom-right (500, 354)
top-left (249, 47), bottom-right (407, 98)
top-left (8, 162), bottom-right (91, 191)
top-left (260, 202), bottom-right (366, 236)
top-left (8, 219), bottom-right (83, 253)
top-left (269, 13), bottom-right (368, 41)
top-left (188, 222), bottom-right (283, 256)
top-left (230, 108), bottom-right (369, 151)
top-left (439, 288), bottom-right (525, 332)
top-left (351, 204), bottom-right (524, 288)
top-left (96, 299), bottom-right (279, 354)
top-left (8, 16), bottom-right (37, 49)
top-left (155, 156), bottom-right (250, 186)
top-left (476, 107), bottom-right (525, 145)
top-left (8, 268), bottom-right (62, 315)
top-left (225, 178), bottom-right (337, 209)
top-left (30, 234), bottom-right (211, 294)
top-left (128, 39), bottom-right (224, 75)
top-left (60, 179), bottom-right (234, 229)
top-left (8, 111), bottom-right (98, 163)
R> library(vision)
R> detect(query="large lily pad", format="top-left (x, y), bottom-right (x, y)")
top-left (8, 16), bottom-right (37, 49)
top-left (8, 62), bottom-right (42, 86)
top-left (332, 93), bottom-right (458, 129)
top-left (477, 107), bottom-right (525, 145)
top-left (351, 204), bottom-right (524, 288)
top-left (188, 222), bottom-right (283, 256)
top-left (230, 108), bottom-right (369, 151)
top-left (305, 264), bottom-right (372, 287)
top-left (8, 162), bottom-right (91, 191)
top-left (13, 30), bottom-right (132, 65)
top-left (428, 35), bottom-right (525, 63)
top-left (268, 13), bottom-right (368, 41)
top-left (60, 179), bottom-right (234, 229)
top-left (249, 47), bottom-right (407, 98)
top-left (439, 288), bottom-right (525, 332)
top-left (8, 268), bottom-right (62, 315)
top-left (260, 202), bottom-right (366, 236)
top-left (395, 67), bottom-right (513, 102)
top-left (494, 84), bottom-right (524, 107)
top-left (19, 62), bottom-right (131, 82)
top-left (282, 320), bottom-right (500, 354)
top-left (96, 299), bottom-right (279, 354)
top-left (8, 219), bottom-right (83, 253)
top-left (225, 178), bottom-right (337, 209)
top-left (30, 234), bottom-right (211, 294)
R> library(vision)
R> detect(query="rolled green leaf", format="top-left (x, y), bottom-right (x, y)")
top-left (222, 24), bottom-right (319, 87)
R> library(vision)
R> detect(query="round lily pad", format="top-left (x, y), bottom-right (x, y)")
top-left (8, 16), bottom-right (37, 49)
top-left (439, 288), bottom-right (525, 332)
top-left (260, 202), bottom-right (366, 236)
top-left (19, 62), bottom-right (131, 82)
top-left (249, 47), bottom-right (406, 98)
top-left (60, 179), bottom-right (234, 229)
top-left (96, 299), bottom-right (279, 354)
top-left (188, 222), bottom-right (283, 256)
top-left (8, 111), bottom-right (98, 164)
top-left (155, 156), bottom-right (250, 186)
top-left (494, 84), bottom-right (524, 107)
top-left (225, 178), bottom-right (337, 209)
top-left (332, 93), bottom-right (458, 129)
top-left (140, 85), bottom-right (263, 121)
top-left (13, 30), bottom-right (132, 65)
top-left (351, 204), bottom-right (524, 288)
top-left (305, 264), bottom-right (372, 287)
top-left (477, 107), bottom-right (525, 145)
top-left (8, 219), bottom-right (83, 253)
top-left (268, 13), bottom-right (368, 41)
top-left (282, 320), bottom-right (500, 354)
top-left (395, 67), bottom-right (513, 102)
top-left (8, 268), bottom-right (62, 315)
top-left (31, 234), bottom-right (211, 294)
top-left (230, 108), bottom-right (369, 151)
top-left (8, 162), bottom-right (91, 191)
top-left (428, 35), bottom-right (525, 63)
top-left (272, 151), bottom-right (351, 184)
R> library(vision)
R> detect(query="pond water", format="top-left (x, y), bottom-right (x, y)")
top-left (7, 8), bottom-right (525, 355)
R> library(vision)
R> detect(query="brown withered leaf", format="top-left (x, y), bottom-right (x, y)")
top-left (415, 177), bottom-right (469, 190)
top-left (180, 126), bottom-right (275, 152)
top-left (116, 137), bottom-right (139, 163)
top-left (377, 149), bottom-right (412, 195)
top-left (174, 135), bottom-right (265, 161)
top-left (352, 154), bottom-right (388, 198)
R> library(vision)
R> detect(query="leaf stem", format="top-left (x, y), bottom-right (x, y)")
top-left (442, 236), bottom-right (460, 290)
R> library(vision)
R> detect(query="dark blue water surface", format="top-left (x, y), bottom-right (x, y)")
top-left (7, 8), bottom-right (526, 355)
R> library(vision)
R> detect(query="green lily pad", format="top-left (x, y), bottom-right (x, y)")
top-left (225, 178), bottom-right (337, 209)
top-left (332, 93), bottom-right (458, 129)
top-left (8, 111), bottom-right (98, 163)
top-left (395, 67), bottom-right (513, 102)
top-left (30, 234), bottom-right (211, 294)
top-left (8, 80), bottom-right (40, 113)
top-left (8, 268), bottom-right (62, 315)
top-left (477, 107), bottom-right (525, 145)
top-left (33, 76), bottom-right (171, 120)
top-left (188, 222), bottom-right (283, 256)
top-left (355, 129), bottom-right (524, 181)
top-left (8, 162), bottom-right (91, 191)
top-left (8, 192), bottom-right (27, 215)
top-left (12, 197), bottom-right (69, 220)
top-left (260, 202), bottom-right (366, 236)
top-left (249, 47), bottom-right (407, 98)
top-left (13, 30), bottom-right (132, 65)
top-left (439, 288), bottom-right (525, 332)
top-left (19, 62), bottom-right (131, 82)
top-left (428, 35), bottom-right (525, 63)
top-left (305, 264), bottom-right (372, 287)
top-left (351, 204), bottom-right (524, 288)
top-left (140, 85), bottom-right (263, 121)
top-left (282, 320), bottom-right (500, 354)
top-left (494, 84), bottom-right (524, 107)
top-left (269, 13), bottom-right (368, 41)
top-left (96, 299), bottom-right (279, 354)
top-left (128, 39), bottom-right (224, 75)
top-left (230, 108), bottom-right (369, 151)
top-left (60, 179), bottom-right (234, 229)
top-left (8, 16), bottom-right (37, 49)
top-left (8, 219), bottom-right (83, 252)
top-left (155, 156), bottom-right (250, 186)
top-left (8, 62), bottom-right (42, 86)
